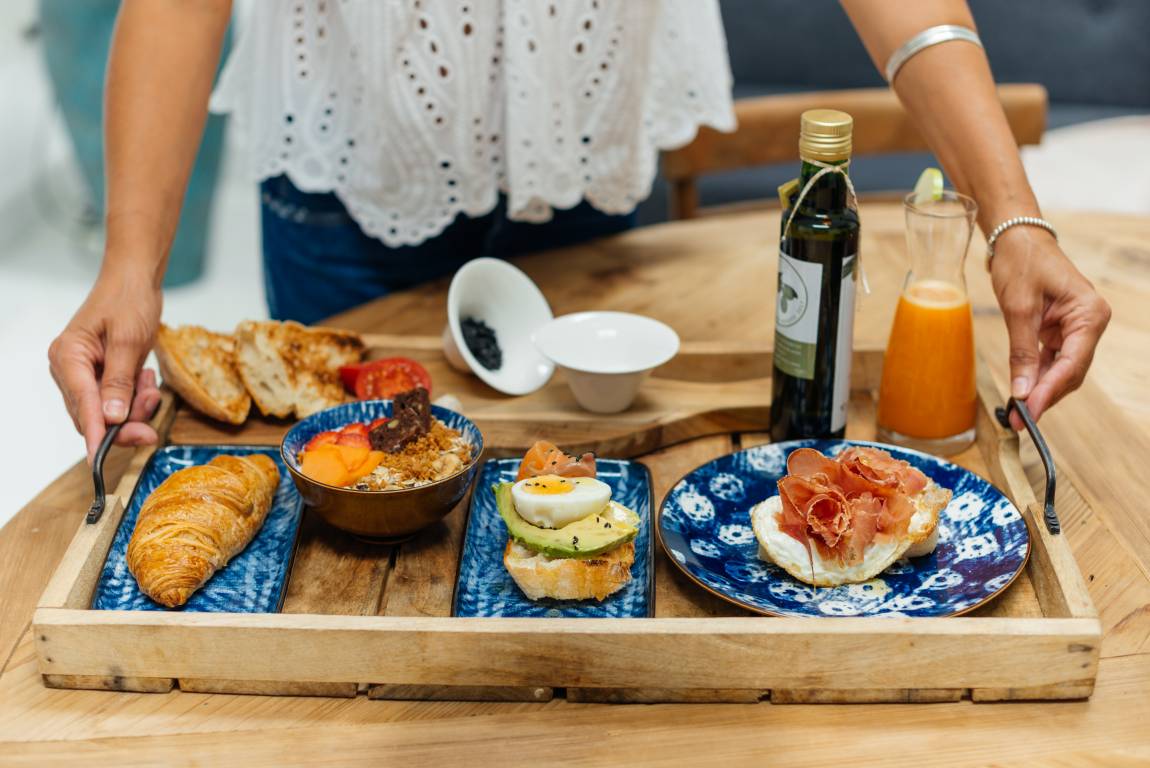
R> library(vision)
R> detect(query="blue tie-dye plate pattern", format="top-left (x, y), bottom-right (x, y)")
top-left (454, 459), bottom-right (654, 618)
top-left (92, 446), bottom-right (304, 613)
top-left (659, 440), bottom-right (1031, 618)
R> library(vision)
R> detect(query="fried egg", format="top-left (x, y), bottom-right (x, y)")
top-left (511, 474), bottom-right (612, 528)
top-left (749, 478), bottom-right (950, 587)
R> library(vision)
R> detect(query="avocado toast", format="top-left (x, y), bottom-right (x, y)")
top-left (496, 441), bottom-right (642, 601)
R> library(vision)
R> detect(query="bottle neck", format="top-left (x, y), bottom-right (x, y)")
top-left (797, 157), bottom-right (851, 212)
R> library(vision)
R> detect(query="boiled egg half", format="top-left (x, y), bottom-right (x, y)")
top-left (511, 474), bottom-right (612, 528)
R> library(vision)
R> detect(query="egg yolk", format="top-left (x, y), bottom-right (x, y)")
top-left (520, 475), bottom-right (574, 495)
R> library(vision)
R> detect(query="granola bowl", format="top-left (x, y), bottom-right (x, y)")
top-left (281, 400), bottom-right (483, 543)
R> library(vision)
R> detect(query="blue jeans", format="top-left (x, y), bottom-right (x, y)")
top-left (260, 176), bottom-right (637, 324)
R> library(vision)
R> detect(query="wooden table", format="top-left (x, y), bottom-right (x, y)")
top-left (2, 203), bottom-right (1149, 765)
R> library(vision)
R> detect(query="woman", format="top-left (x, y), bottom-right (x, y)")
top-left (49, 0), bottom-right (1110, 460)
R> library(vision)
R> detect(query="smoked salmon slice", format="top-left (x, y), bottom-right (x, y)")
top-left (516, 440), bottom-right (596, 481)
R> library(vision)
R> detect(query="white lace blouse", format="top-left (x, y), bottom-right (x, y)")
top-left (210, 0), bottom-right (735, 247)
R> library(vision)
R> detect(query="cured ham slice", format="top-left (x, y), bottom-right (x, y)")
top-left (774, 446), bottom-right (920, 566)
top-left (842, 492), bottom-right (883, 564)
top-left (838, 446), bottom-right (927, 495)
top-left (516, 440), bottom-right (597, 481)
top-left (786, 448), bottom-right (843, 486)
top-left (778, 475), bottom-right (850, 550)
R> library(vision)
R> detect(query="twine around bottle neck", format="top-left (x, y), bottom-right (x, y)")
top-left (781, 158), bottom-right (869, 295)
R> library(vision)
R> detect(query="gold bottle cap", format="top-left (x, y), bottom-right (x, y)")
top-left (799, 109), bottom-right (853, 163)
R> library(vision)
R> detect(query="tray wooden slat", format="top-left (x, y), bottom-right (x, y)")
top-left (32, 610), bottom-right (1100, 693)
top-left (365, 475), bottom-right (553, 702)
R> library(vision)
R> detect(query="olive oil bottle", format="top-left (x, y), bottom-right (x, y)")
top-left (770, 109), bottom-right (860, 441)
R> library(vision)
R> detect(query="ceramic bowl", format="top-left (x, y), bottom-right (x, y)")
top-left (532, 311), bottom-right (681, 414)
top-left (281, 401), bottom-right (483, 542)
top-left (446, 257), bottom-right (555, 395)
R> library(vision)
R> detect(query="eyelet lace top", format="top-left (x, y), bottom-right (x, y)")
top-left (210, 0), bottom-right (735, 247)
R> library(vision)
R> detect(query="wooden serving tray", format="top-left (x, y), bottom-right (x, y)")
top-left (32, 347), bottom-right (1101, 704)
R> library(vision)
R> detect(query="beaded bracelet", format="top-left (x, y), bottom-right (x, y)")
top-left (985, 216), bottom-right (1058, 270)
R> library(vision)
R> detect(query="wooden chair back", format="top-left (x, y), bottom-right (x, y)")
top-left (662, 84), bottom-right (1048, 219)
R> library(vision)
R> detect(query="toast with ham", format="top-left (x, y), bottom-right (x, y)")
top-left (235, 320), bottom-right (365, 418)
top-left (751, 446), bottom-right (951, 587)
top-left (153, 324), bottom-right (251, 425)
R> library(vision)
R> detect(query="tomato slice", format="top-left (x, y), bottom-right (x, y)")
top-left (304, 430), bottom-right (341, 452)
top-left (335, 431), bottom-right (371, 449)
top-left (339, 365), bottom-right (362, 393)
top-left (351, 357), bottom-right (432, 400)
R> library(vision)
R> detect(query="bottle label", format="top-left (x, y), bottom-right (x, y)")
top-left (831, 255), bottom-right (857, 432)
top-left (773, 249), bottom-right (822, 380)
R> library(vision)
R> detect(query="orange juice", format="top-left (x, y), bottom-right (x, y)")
top-left (877, 279), bottom-right (976, 440)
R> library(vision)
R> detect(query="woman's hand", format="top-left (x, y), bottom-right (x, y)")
top-left (47, 0), bottom-right (232, 462)
top-left (48, 269), bottom-right (163, 462)
top-left (990, 226), bottom-right (1111, 427)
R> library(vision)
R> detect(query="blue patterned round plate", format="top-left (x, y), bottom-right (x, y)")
top-left (658, 439), bottom-right (1030, 618)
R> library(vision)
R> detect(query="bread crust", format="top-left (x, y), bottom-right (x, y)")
top-left (235, 320), bottom-right (294, 418)
top-left (503, 540), bottom-right (635, 601)
top-left (904, 480), bottom-right (950, 557)
top-left (235, 320), bottom-right (365, 418)
top-left (154, 324), bottom-right (251, 425)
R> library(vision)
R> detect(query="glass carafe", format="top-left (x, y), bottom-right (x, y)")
top-left (877, 190), bottom-right (978, 456)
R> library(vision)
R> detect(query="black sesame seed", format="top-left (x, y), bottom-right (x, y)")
top-left (461, 317), bottom-right (502, 371)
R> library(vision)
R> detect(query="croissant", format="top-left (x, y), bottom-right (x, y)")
top-left (127, 454), bottom-right (280, 607)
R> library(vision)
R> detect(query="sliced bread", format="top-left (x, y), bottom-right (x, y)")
top-left (235, 320), bottom-right (365, 418)
top-left (153, 323), bottom-right (251, 425)
top-left (503, 539), bottom-right (635, 601)
top-left (903, 479), bottom-right (951, 558)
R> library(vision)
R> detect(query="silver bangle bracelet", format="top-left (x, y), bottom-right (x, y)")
top-left (985, 216), bottom-right (1058, 270)
top-left (885, 24), bottom-right (984, 83)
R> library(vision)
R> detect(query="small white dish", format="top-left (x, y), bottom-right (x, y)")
top-left (447, 258), bottom-right (555, 396)
top-left (533, 311), bottom-right (681, 414)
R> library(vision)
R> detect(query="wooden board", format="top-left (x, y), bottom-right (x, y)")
top-left (31, 350), bottom-right (1101, 703)
top-left (167, 337), bottom-right (791, 458)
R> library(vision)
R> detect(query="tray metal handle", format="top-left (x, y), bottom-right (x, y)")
top-left (87, 422), bottom-right (123, 524)
top-left (995, 398), bottom-right (1059, 535)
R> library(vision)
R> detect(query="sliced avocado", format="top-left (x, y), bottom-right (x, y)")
top-left (494, 482), bottom-right (638, 559)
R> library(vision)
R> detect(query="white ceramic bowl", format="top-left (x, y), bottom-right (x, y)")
top-left (446, 258), bottom-right (555, 395)
top-left (532, 311), bottom-right (681, 413)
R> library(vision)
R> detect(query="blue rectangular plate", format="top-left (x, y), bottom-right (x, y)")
top-left (92, 445), bottom-right (304, 613)
top-left (453, 458), bottom-right (654, 618)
